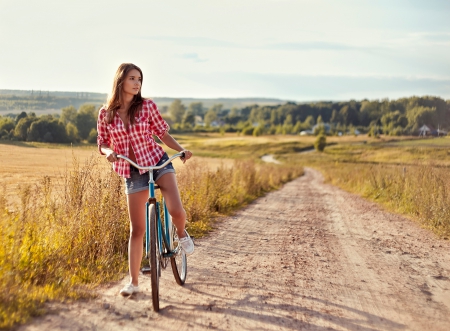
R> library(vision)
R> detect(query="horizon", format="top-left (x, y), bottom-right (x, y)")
top-left (1, 88), bottom-right (448, 105)
top-left (1, 0), bottom-right (449, 101)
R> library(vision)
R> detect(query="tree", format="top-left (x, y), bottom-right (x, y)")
top-left (242, 126), bottom-right (254, 135)
top-left (270, 109), bottom-right (279, 125)
top-left (303, 115), bottom-right (315, 128)
top-left (284, 114), bottom-right (293, 126)
top-left (182, 110), bottom-right (195, 127)
top-left (0, 116), bottom-right (15, 133)
top-left (75, 104), bottom-right (97, 140)
top-left (406, 106), bottom-right (436, 133)
top-left (187, 102), bottom-right (204, 117)
top-left (27, 117), bottom-right (69, 143)
top-left (87, 128), bottom-right (98, 143)
top-left (225, 107), bottom-right (242, 125)
top-left (282, 114), bottom-right (294, 134)
top-left (380, 110), bottom-right (408, 134)
top-left (359, 101), bottom-right (380, 127)
top-left (208, 104), bottom-right (223, 114)
top-left (169, 99), bottom-right (186, 124)
top-left (204, 109), bottom-right (218, 127)
top-left (253, 126), bottom-right (264, 137)
top-left (15, 117), bottom-right (37, 141)
top-left (61, 105), bottom-right (77, 124)
top-left (314, 134), bottom-right (327, 152)
top-left (330, 110), bottom-right (340, 124)
top-left (66, 122), bottom-right (79, 143)
top-left (15, 111), bottom-right (27, 124)
top-left (339, 105), bottom-right (359, 126)
top-left (292, 121), bottom-right (303, 134)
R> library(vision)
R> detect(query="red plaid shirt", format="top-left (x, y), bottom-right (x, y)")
top-left (97, 99), bottom-right (169, 178)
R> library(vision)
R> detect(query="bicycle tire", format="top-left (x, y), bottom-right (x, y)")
top-left (170, 224), bottom-right (187, 285)
top-left (148, 203), bottom-right (160, 312)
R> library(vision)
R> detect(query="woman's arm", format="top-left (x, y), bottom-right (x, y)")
top-left (160, 132), bottom-right (192, 163)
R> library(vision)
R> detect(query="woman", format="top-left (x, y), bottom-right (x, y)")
top-left (97, 63), bottom-right (194, 296)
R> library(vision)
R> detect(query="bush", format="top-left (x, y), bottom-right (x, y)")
top-left (253, 126), bottom-right (264, 137)
top-left (0, 117), bottom-right (14, 133)
top-left (15, 117), bottom-right (37, 141)
top-left (66, 122), bottom-right (80, 143)
top-left (87, 128), bottom-right (98, 143)
top-left (27, 118), bottom-right (69, 143)
top-left (314, 134), bottom-right (327, 152)
top-left (241, 126), bottom-right (254, 136)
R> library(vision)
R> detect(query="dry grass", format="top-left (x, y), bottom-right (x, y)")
top-left (177, 158), bottom-right (304, 237)
top-left (0, 143), bottom-right (108, 206)
top-left (0, 154), bottom-right (129, 328)
top-left (0, 142), bottom-right (235, 207)
top-left (0, 139), bottom-right (304, 329)
top-left (319, 163), bottom-right (450, 237)
top-left (298, 139), bottom-right (450, 238)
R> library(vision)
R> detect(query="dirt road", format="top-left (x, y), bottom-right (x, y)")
top-left (19, 168), bottom-right (450, 331)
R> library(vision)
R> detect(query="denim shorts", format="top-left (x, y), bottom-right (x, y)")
top-left (124, 153), bottom-right (175, 195)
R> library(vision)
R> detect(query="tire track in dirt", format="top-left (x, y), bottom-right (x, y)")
top-left (18, 168), bottom-right (450, 331)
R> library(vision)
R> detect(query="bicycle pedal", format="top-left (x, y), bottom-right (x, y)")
top-left (141, 267), bottom-right (151, 274)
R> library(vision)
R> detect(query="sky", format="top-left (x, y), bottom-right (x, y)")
top-left (1, 0), bottom-right (449, 101)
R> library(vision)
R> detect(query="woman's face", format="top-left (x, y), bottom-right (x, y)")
top-left (122, 69), bottom-right (142, 96)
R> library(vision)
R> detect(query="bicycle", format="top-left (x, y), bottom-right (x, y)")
top-left (117, 152), bottom-right (188, 312)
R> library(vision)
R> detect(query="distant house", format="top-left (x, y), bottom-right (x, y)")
top-left (210, 120), bottom-right (225, 127)
top-left (312, 123), bottom-right (331, 134)
top-left (194, 115), bottom-right (205, 127)
top-left (299, 130), bottom-right (313, 136)
top-left (437, 126), bottom-right (448, 136)
top-left (418, 124), bottom-right (447, 137)
top-left (418, 124), bottom-right (432, 136)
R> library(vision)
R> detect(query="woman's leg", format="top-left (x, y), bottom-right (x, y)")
top-left (126, 189), bottom-right (148, 286)
top-left (156, 173), bottom-right (187, 238)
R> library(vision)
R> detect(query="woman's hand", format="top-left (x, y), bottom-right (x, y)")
top-left (180, 149), bottom-right (192, 164)
top-left (106, 150), bottom-right (118, 162)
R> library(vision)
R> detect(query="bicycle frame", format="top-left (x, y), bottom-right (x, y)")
top-left (117, 153), bottom-right (184, 259)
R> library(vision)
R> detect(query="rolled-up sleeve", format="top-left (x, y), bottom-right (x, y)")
top-left (97, 109), bottom-right (110, 155)
top-left (148, 100), bottom-right (169, 140)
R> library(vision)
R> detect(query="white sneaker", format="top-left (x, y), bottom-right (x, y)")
top-left (119, 283), bottom-right (139, 296)
top-left (179, 230), bottom-right (194, 256)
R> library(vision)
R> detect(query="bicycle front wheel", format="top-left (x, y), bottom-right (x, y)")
top-left (148, 203), bottom-right (160, 311)
top-left (170, 225), bottom-right (187, 285)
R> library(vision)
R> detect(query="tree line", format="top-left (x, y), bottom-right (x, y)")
top-left (0, 95), bottom-right (448, 143)
top-left (0, 105), bottom-right (98, 143)
top-left (166, 95), bottom-right (450, 136)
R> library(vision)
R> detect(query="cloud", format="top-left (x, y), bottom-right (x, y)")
top-left (411, 32), bottom-right (450, 43)
top-left (180, 72), bottom-right (450, 101)
top-left (180, 53), bottom-right (208, 63)
top-left (142, 36), bottom-right (239, 48)
top-left (265, 41), bottom-right (358, 51)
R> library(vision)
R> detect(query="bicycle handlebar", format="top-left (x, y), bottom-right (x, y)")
top-left (116, 152), bottom-right (185, 171)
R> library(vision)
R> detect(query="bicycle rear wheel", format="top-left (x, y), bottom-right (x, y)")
top-left (148, 203), bottom-right (160, 311)
top-left (170, 224), bottom-right (187, 285)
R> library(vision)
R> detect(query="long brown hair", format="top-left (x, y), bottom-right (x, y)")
top-left (104, 63), bottom-right (144, 125)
